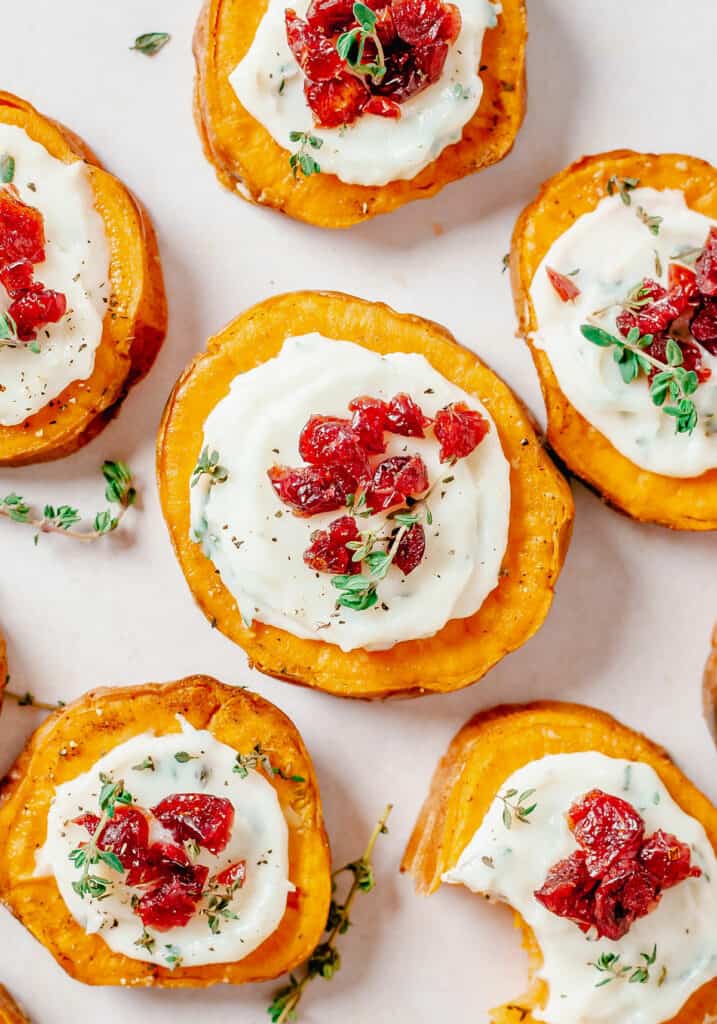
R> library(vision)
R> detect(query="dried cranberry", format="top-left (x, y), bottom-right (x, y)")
top-left (349, 396), bottom-right (389, 453)
top-left (646, 334), bottom-right (711, 384)
top-left (286, 9), bottom-right (345, 81)
top-left (374, 5), bottom-right (398, 45)
top-left (305, 74), bottom-right (369, 128)
top-left (391, 0), bottom-right (445, 44)
top-left (567, 790), bottom-right (644, 878)
top-left (376, 40), bottom-right (448, 101)
top-left (287, 887), bottom-right (302, 910)
top-left (136, 867), bottom-right (209, 931)
top-left (367, 455), bottom-right (429, 511)
top-left (152, 794), bottom-right (235, 856)
top-left (593, 858), bottom-right (658, 941)
top-left (639, 830), bottom-right (701, 889)
top-left (696, 227), bottom-right (717, 297)
top-left (534, 850), bottom-right (596, 932)
top-left (126, 841), bottom-right (192, 888)
top-left (364, 95), bottom-right (402, 118)
top-left (617, 282), bottom-right (684, 338)
top-left (437, 2), bottom-right (462, 42)
top-left (691, 300), bottom-right (717, 355)
top-left (306, 0), bottom-right (357, 33)
top-left (216, 861), bottom-right (247, 889)
top-left (433, 403), bottom-right (489, 463)
top-left (546, 267), bottom-right (581, 303)
top-left (299, 415), bottom-right (370, 483)
top-left (395, 523), bottom-right (426, 574)
top-left (0, 258), bottom-right (34, 297)
top-left (77, 806), bottom-right (150, 873)
top-left (0, 187), bottom-right (45, 265)
top-left (304, 515), bottom-right (361, 574)
top-left (668, 262), bottom-right (698, 301)
top-left (386, 393), bottom-right (430, 437)
top-left (8, 284), bottom-right (67, 341)
top-left (268, 464), bottom-right (350, 516)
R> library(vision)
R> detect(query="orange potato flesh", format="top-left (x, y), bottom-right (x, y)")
top-left (157, 290), bottom-right (574, 699)
top-left (192, 0), bottom-right (527, 228)
top-left (511, 149), bottom-right (717, 530)
top-left (402, 701), bottom-right (717, 1023)
top-left (0, 676), bottom-right (331, 988)
top-left (0, 91), bottom-right (167, 466)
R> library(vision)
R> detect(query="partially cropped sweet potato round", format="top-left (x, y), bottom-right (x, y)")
top-left (0, 676), bottom-right (331, 988)
top-left (157, 290), bottom-right (574, 700)
top-left (0, 91), bottom-right (167, 466)
top-left (511, 150), bottom-right (717, 530)
top-left (402, 701), bottom-right (717, 1024)
top-left (0, 986), bottom-right (30, 1024)
top-left (193, 0), bottom-right (526, 228)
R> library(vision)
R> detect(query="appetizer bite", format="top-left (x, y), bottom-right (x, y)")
top-left (403, 702), bottom-right (717, 1024)
top-left (512, 150), bottom-right (717, 529)
top-left (0, 91), bottom-right (166, 466)
top-left (193, 0), bottom-right (526, 227)
top-left (0, 676), bottom-right (330, 986)
top-left (158, 291), bottom-right (573, 699)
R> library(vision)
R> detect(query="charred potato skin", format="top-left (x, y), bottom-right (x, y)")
top-left (157, 290), bottom-right (574, 700)
top-left (192, 0), bottom-right (527, 228)
top-left (0, 676), bottom-right (331, 988)
top-left (511, 149), bottom-right (717, 530)
top-left (0, 91), bottom-right (167, 466)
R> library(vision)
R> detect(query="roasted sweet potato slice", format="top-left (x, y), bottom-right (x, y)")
top-left (192, 0), bottom-right (526, 228)
top-left (0, 91), bottom-right (167, 466)
top-left (0, 676), bottom-right (331, 987)
top-left (402, 701), bottom-right (717, 1023)
top-left (157, 290), bottom-right (573, 699)
top-left (0, 986), bottom-right (30, 1024)
top-left (511, 150), bottom-right (717, 530)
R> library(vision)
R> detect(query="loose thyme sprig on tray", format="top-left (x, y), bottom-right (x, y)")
top-left (4, 685), bottom-right (65, 712)
top-left (268, 804), bottom-right (392, 1024)
top-left (69, 775), bottom-right (133, 900)
top-left (581, 323), bottom-right (699, 434)
top-left (0, 460), bottom-right (137, 543)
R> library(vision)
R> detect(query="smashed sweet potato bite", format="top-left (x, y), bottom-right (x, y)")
top-left (0, 676), bottom-right (331, 987)
top-left (157, 290), bottom-right (573, 699)
top-left (193, 0), bottom-right (526, 227)
top-left (0, 91), bottom-right (166, 466)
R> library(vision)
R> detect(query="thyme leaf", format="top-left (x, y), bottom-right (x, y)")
top-left (191, 446), bottom-right (228, 488)
top-left (289, 131), bottom-right (323, 179)
top-left (589, 946), bottom-right (658, 987)
top-left (0, 153), bottom-right (15, 184)
top-left (131, 32), bottom-right (171, 56)
top-left (234, 744), bottom-right (305, 783)
top-left (606, 176), bottom-right (640, 205)
top-left (336, 3), bottom-right (387, 84)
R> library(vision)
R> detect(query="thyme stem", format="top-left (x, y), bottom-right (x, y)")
top-left (4, 689), bottom-right (64, 712)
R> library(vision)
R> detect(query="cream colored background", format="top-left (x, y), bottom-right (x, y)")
top-left (1, 0), bottom-right (716, 1020)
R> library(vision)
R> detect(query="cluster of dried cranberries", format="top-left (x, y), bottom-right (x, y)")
top-left (268, 393), bottom-right (488, 581)
top-left (0, 185), bottom-right (67, 342)
top-left (286, 0), bottom-right (462, 129)
top-left (75, 793), bottom-right (244, 931)
top-left (535, 789), bottom-right (701, 941)
top-left (549, 227), bottom-right (717, 383)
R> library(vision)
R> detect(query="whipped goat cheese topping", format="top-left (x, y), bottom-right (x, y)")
top-left (190, 334), bottom-right (511, 653)
top-left (0, 125), bottom-right (110, 427)
top-left (230, 0), bottom-right (499, 187)
top-left (37, 719), bottom-right (291, 967)
top-left (530, 187), bottom-right (717, 477)
top-left (444, 753), bottom-right (717, 1024)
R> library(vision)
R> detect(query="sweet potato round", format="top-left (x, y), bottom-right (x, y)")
top-left (192, 0), bottom-right (526, 228)
top-left (0, 91), bottom-right (167, 466)
top-left (157, 290), bottom-right (574, 699)
top-left (402, 701), bottom-right (717, 1024)
top-left (0, 986), bottom-right (30, 1024)
top-left (0, 675), bottom-right (331, 988)
top-left (511, 149), bottom-right (717, 530)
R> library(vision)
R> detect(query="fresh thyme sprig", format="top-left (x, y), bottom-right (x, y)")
top-left (0, 153), bottom-right (15, 184)
top-left (4, 687), bottom-right (65, 712)
top-left (191, 447), bottom-right (228, 488)
top-left (607, 176), bottom-right (640, 206)
top-left (0, 311), bottom-right (21, 350)
top-left (69, 775), bottom-right (133, 900)
top-left (131, 32), bottom-right (171, 56)
top-left (203, 871), bottom-right (244, 935)
top-left (289, 131), bottom-right (323, 179)
top-left (636, 205), bottom-right (663, 237)
top-left (268, 805), bottom-right (392, 1024)
top-left (589, 946), bottom-right (658, 987)
top-left (581, 323), bottom-right (699, 434)
top-left (0, 460), bottom-right (137, 542)
top-left (337, 2), bottom-right (387, 84)
top-left (234, 744), bottom-right (306, 783)
top-left (498, 788), bottom-right (537, 829)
